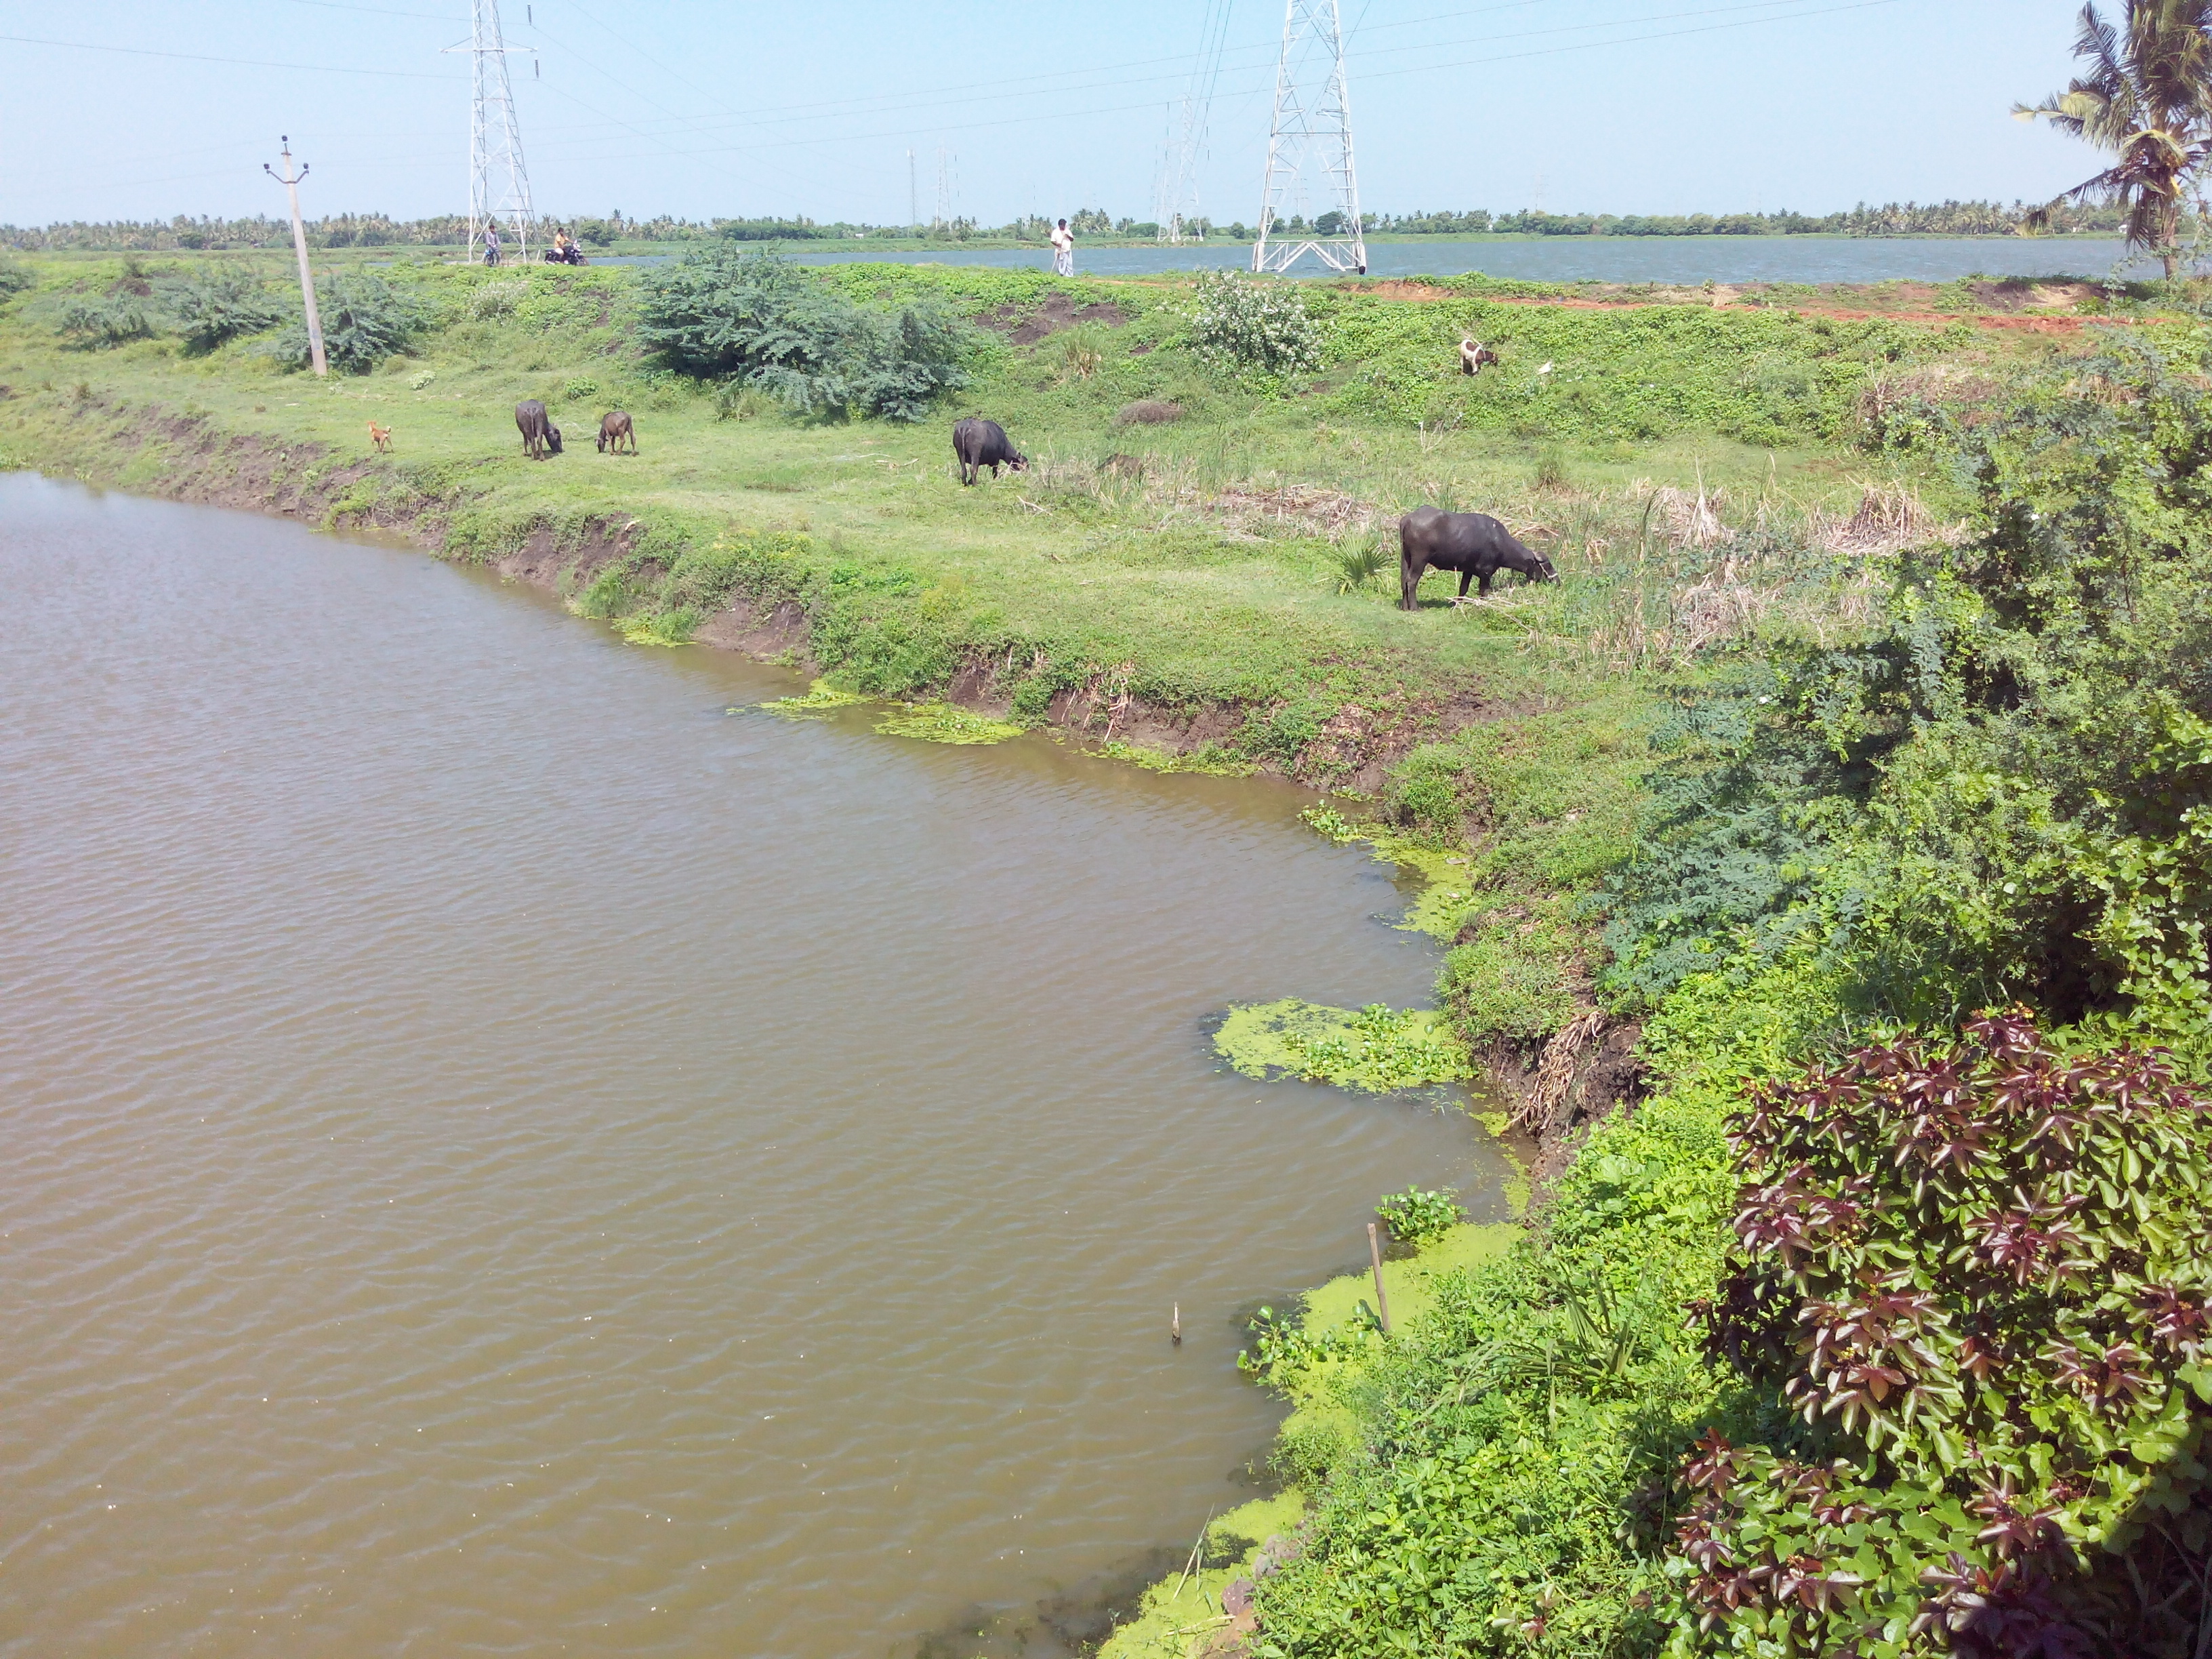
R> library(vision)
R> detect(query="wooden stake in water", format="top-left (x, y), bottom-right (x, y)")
top-left (1172, 1302), bottom-right (1181, 1345)
top-left (1368, 1223), bottom-right (1392, 1333)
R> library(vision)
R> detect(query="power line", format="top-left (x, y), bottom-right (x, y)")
top-left (0, 31), bottom-right (457, 77)
top-left (459, 0), bottom-right (1880, 150)
top-left (274, 0), bottom-right (468, 19)
top-left (504, 0), bottom-right (1906, 167)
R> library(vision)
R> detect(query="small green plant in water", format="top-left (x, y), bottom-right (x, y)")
top-left (872, 703), bottom-right (1024, 745)
top-left (1215, 998), bottom-right (1472, 1093)
top-left (759, 679), bottom-right (865, 717)
top-left (1235, 1304), bottom-right (1374, 1387)
top-left (1376, 1185), bottom-right (1462, 1248)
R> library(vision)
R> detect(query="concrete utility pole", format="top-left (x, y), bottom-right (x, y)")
top-left (264, 137), bottom-right (326, 377)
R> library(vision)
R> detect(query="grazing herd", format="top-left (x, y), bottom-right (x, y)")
top-left (457, 336), bottom-right (1551, 615)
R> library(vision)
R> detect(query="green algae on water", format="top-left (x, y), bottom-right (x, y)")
top-left (1092, 739), bottom-right (1257, 777)
top-left (758, 679), bottom-right (866, 718)
top-left (1300, 805), bottom-right (1477, 941)
top-left (872, 703), bottom-right (1024, 745)
top-left (1214, 998), bottom-right (1472, 1093)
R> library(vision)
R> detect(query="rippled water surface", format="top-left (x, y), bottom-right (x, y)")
top-left (0, 474), bottom-right (1503, 1658)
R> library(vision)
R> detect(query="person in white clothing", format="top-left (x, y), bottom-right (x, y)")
top-left (1050, 218), bottom-right (1074, 277)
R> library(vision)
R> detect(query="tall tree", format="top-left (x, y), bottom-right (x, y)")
top-left (2015, 0), bottom-right (2212, 277)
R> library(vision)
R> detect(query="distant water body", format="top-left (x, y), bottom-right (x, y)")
top-left (590, 237), bottom-right (2142, 285)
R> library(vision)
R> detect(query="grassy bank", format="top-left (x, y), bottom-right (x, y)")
top-left (7, 245), bottom-right (2207, 1657)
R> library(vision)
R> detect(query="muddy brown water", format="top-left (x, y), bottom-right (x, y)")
top-left (0, 473), bottom-right (1509, 1658)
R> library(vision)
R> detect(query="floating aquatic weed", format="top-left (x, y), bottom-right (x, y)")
top-left (759, 680), bottom-right (867, 718)
top-left (1296, 806), bottom-right (1475, 939)
top-left (872, 703), bottom-right (1023, 745)
top-left (1214, 998), bottom-right (1471, 1093)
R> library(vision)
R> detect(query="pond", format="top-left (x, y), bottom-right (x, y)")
top-left (0, 474), bottom-right (1505, 1657)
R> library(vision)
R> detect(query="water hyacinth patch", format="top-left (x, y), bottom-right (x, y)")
top-left (1214, 998), bottom-right (1473, 1093)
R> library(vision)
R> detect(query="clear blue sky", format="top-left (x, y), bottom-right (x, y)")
top-left (0, 1), bottom-right (2112, 227)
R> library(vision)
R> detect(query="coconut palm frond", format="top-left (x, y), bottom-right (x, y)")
top-left (2014, 1), bottom-right (2212, 272)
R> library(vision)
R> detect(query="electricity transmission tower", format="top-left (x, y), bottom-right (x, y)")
top-left (1252, 0), bottom-right (1365, 275)
top-left (1153, 0), bottom-right (1234, 243)
top-left (447, 0), bottom-right (536, 264)
top-left (935, 147), bottom-right (954, 229)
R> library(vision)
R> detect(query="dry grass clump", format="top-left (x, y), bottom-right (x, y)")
top-left (1811, 483), bottom-right (1952, 556)
top-left (1853, 363), bottom-right (2005, 440)
top-left (1646, 483), bottom-right (1731, 550)
top-left (1115, 398), bottom-right (1183, 426)
top-left (1206, 481), bottom-right (1381, 540)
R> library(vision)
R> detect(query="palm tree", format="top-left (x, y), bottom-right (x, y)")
top-left (2014, 0), bottom-right (2212, 278)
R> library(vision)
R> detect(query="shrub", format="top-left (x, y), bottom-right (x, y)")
top-left (1187, 269), bottom-right (1322, 380)
top-left (1376, 1186), bottom-right (1461, 1248)
top-left (266, 271), bottom-right (423, 373)
top-left (1668, 1009), bottom-right (2212, 1652)
top-left (637, 247), bottom-right (971, 421)
top-left (157, 267), bottom-right (287, 352)
top-left (1599, 333), bottom-right (2212, 1039)
top-left (468, 279), bottom-right (528, 320)
top-left (1329, 540), bottom-right (1389, 593)
top-left (0, 260), bottom-right (33, 299)
top-left (58, 293), bottom-right (159, 346)
top-left (714, 380), bottom-right (774, 422)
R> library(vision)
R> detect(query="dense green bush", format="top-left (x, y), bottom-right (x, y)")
top-left (0, 259), bottom-right (33, 299)
top-left (1600, 332), bottom-right (2212, 1046)
top-left (1667, 1010), bottom-right (2212, 1654)
top-left (636, 247), bottom-right (971, 421)
top-left (1187, 269), bottom-right (1323, 380)
top-left (57, 293), bottom-right (160, 346)
top-left (157, 266), bottom-right (288, 352)
top-left (266, 270), bottom-right (423, 373)
top-left (1252, 1012), bottom-right (1753, 1658)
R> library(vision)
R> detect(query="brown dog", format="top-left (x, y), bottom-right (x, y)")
top-left (368, 422), bottom-right (392, 453)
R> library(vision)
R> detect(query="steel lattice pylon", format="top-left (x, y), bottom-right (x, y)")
top-left (453, 0), bottom-right (535, 265)
top-left (1252, 0), bottom-right (1365, 275)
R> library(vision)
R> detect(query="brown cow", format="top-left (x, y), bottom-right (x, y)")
top-left (596, 410), bottom-right (636, 454)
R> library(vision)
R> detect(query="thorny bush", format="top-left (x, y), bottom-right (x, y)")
top-left (1665, 1009), bottom-right (2212, 1656)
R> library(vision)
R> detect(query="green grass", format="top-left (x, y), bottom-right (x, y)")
top-left (0, 251), bottom-right (1971, 759)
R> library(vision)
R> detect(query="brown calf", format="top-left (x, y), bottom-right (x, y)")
top-left (596, 410), bottom-right (636, 454)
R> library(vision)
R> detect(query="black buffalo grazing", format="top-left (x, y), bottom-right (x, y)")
top-left (1459, 336), bottom-right (1500, 375)
top-left (515, 399), bottom-right (562, 460)
top-left (1399, 507), bottom-right (1557, 609)
top-left (952, 416), bottom-right (1025, 486)
top-left (596, 410), bottom-right (635, 454)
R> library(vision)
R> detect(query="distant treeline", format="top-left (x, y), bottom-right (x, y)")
top-left (2, 197), bottom-right (2133, 252)
top-left (1378, 199), bottom-right (2129, 236)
